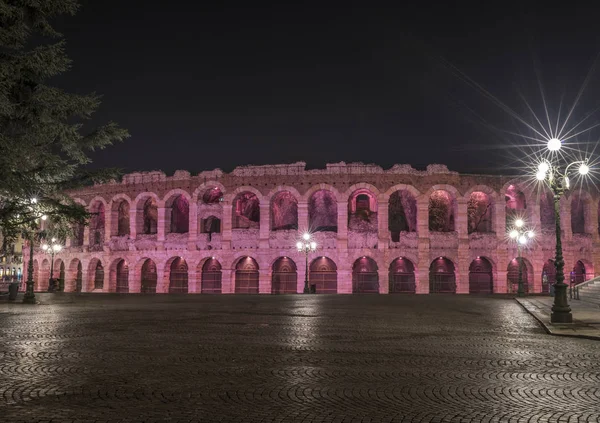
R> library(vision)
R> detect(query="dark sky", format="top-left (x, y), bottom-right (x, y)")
top-left (52, 2), bottom-right (600, 175)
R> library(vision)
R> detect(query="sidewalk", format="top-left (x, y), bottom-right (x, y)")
top-left (516, 296), bottom-right (600, 340)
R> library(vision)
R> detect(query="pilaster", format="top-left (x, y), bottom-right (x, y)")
top-left (337, 201), bottom-right (348, 250)
top-left (337, 270), bottom-right (351, 294)
top-left (259, 204), bottom-right (270, 248)
top-left (378, 269), bottom-right (389, 294)
top-left (259, 269), bottom-right (271, 294)
top-left (377, 195), bottom-right (389, 250)
top-left (188, 202), bottom-right (198, 250)
top-left (157, 206), bottom-right (167, 242)
top-left (129, 208), bottom-right (137, 239)
top-left (221, 201), bottom-right (232, 250)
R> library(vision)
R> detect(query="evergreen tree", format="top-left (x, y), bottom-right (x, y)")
top-left (0, 0), bottom-right (129, 248)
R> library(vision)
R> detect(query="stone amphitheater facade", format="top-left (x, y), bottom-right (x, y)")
top-left (25, 162), bottom-right (600, 295)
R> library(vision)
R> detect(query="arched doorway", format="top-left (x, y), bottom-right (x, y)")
top-left (76, 261), bottom-right (82, 293)
top-left (309, 257), bottom-right (337, 294)
top-left (572, 260), bottom-right (586, 285)
top-left (116, 259), bottom-right (129, 293)
top-left (169, 257), bottom-right (188, 293)
top-left (141, 259), bottom-right (157, 293)
top-left (58, 261), bottom-right (65, 291)
top-left (429, 257), bottom-right (456, 293)
top-left (507, 258), bottom-right (529, 294)
top-left (388, 258), bottom-right (416, 293)
top-left (272, 257), bottom-right (297, 294)
top-left (93, 261), bottom-right (104, 290)
top-left (235, 257), bottom-right (259, 294)
top-left (542, 260), bottom-right (556, 294)
top-left (468, 257), bottom-right (493, 294)
top-left (352, 257), bottom-right (379, 293)
top-left (201, 258), bottom-right (222, 294)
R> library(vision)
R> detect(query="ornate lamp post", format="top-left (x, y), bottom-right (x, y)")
top-left (508, 219), bottom-right (535, 297)
top-left (535, 137), bottom-right (590, 323)
top-left (41, 238), bottom-right (62, 291)
top-left (296, 233), bottom-right (317, 294)
top-left (23, 198), bottom-right (45, 304)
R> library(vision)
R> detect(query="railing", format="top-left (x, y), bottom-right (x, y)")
top-left (572, 276), bottom-right (600, 300)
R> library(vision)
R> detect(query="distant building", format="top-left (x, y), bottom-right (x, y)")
top-left (24, 162), bottom-right (598, 294)
top-left (1, 234), bottom-right (23, 282)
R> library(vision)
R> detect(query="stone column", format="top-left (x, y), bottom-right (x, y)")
top-left (378, 269), bottom-right (389, 294)
top-left (297, 201), bottom-right (309, 234)
top-left (337, 270), bottom-right (351, 294)
top-left (416, 195), bottom-right (430, 294)
top-left (457, 240), bottom-right (470, 294)
top-left (129, 207), bottom-right (137, 239)
top-left (221, 201), bottom-right (232, 250)
top-left (157, 206), bottom-right (167, 243)
top-left (494, 201), bottom-right (506, 239)
top-left (104, 206), bottom-right (113, 242)
top-left (188, 267), bottom-right (198, 293)
top-left (188, 202), bottom-right (198, 250)
top-left (129, 264), bottom-right (140, 293)
top-left (531, 250), bottom-right (544, 293)
top-left (337, 201), bottom-right (348, 250)
top-left (259, 203), bottom-right (270, 249)
top-left (259, 269), bottom-right (271, 294)
top-left (495, 249), bottom-right (508, 293)
top-left (83, 226), bottom-right (90, 251)
top-left (221, 268), bottom-right (233, 294)
top-left (156, 265), bottom-right (167, 293)
top-left (456, 198), bottom-right (468, 239)
top-left (377, 195), bottom-right (389, 250)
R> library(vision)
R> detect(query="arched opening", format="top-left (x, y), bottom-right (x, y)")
top-left (66, 259), bottom-right (82, 292)
top-left (572, 260), bottom-right (586, 285)
top-left (467, 192), bottom-right (493, 233)
top-left (352, 256), bottom-right (379, 293)
top-left (235, 256), bottom-right (259, 294)
top-left (200, 215), bottom-right (221, 234)
top-left (309, 190), bottom-right (337, 232)
top-left (505, 185), bottom-right (527, 227)
top-left (540, 191), bottom-right (555, 232)
top-left (140, 197), bottom-right (158, 235)
top-left (388, 258), bottom-right (416, 293)
top-left (309, 257), bottom-right (337, 294)
top-left (76, 261), bottom-right (82, 292)
top-left (507, 258), bottom-right (530, 294)
top-left (166, 195), bottom-right (189, 234)
top-left (388, 190), bottom-right (417, 242)
top-left (116, 259), bottom-right (129, 293)
top-left (542, 259), bottom-right (556, 294)
top-left (232, 192), bottom-right (260, 229)
top-left (348, 189), bottom-right (377, 224)
top-left (59, 261), bottom-right (65, 286)
top-left (89, 201), bottom-right (105, 248)
top-left (112, 200), bottom-right (130, 237)
top-left (39, 259), bottom-right (50, 291)
top-left (141, 259), bottom-right (157, 293)
top-left (92, 260), bottom-right (104, 290)
top-left (201, 258), bottom-right (222, 294)
top-left (429, 257), bottom-right (456, 293)
top-left (428, 190), bottom-right (456, 232)
top-left (468, 257), bottom-right (493, 294)
top-left (271, 257), bottom-right (297, 294)
top-left (202, 187), bottom-right (223, 204)
top-left (169, 257), bottom-right (188, 293)
top-left (270, 191), bottom-right (298, 231)
top-left (570, 194), bottom-right (586, 234)
top-left (71, 222), bottom-right (84, 247)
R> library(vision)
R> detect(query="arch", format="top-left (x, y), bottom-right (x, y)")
top-left (232, 192), bottom-right (260, 229)
top-left (165, 193), bottom-right (190, 234)
top-left (507, 257), bottom-right (533, 294)
top-left (39, 258), bottom-right (50, 291)
top-left (66, 258), bottom-right (82, 292)
top-left (309, 257), bottom-right (337, 294)
top-left (388, 189), bottom-right (417, 240)
top-left (468, 257), bottom-right (493, 294)
top-left (134, 192), bottom-right (160, 235)
top-left (199, 186), bottom-right (225, 204)
top-left (271, 257), bottom-right (298, 294)
top-left (570, 192), bottom-right (591, 235)
top-left (429, 257), bottom-right (456, 293)
top-left (58, 260), bottom-right (65, 290)
top-left (309, 189), bottom-right (338, 233)
top-left (389, 257), bottom-right (416, 293)
top-left (115, 259), bottom-right (129, 293)
top-left (234, 256), bottom-right (259, 294)
top-left (88, 258), bottom-right (104, 291)
top-left (52, 258), bottom-right (64, 279)
top-left (505, 184), bottom-right (528, 227)
top-left (192, 181), bottom-right (227, 203)
top-left (200, 258), bottom-right (222, 294)
top-left (71, 222), bottom-right (85, 247)
top-left (542, 259), bottom-right (556, 294)
top-left (88, 200), bottom-right (106, 247)
top-left (140, 258), bottom-right (158, 294)
top-left (347, 188), bottom-right (378, 230)
top-left (168, 257), bottom-right (188, 293)
top-left (572, 260), bottom-right (587, 285)
top-left (110, 196), bottom-right (131, 237)
top-left (200, 215), bottom-right (221, 234)
top-left (302, 184), bottom-right (342, 203)
top-left (352, 256), bottom-right (379, 294)
top-left (270, 191), bottom-right (298, 231)
top-left (540, 190), bottom-right (556, 232)
top-left (428, 190), bottom-right (457, 232)
top-left (467, 191), bottom-right (493, 234)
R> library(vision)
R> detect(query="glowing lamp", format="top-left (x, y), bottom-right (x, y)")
top-left (538, 161), bottom-right (550, 173)
top-left (41, 215), bottom-right (47, 220)
top-left (518, 235), bottom-right (527, 245)
top-left (42, 244), bottom-right (49, 251)
top-left (564, 176), bottom-right (570, 189)
top-left (310, 241), bottom-right (316, 249)
top-left (53, 245), bottom-right (62, 252)
top-left (579, 163), bottom-right (590, 175)
top-left (509, 230), bottom-right (519, 239)
top-left (515, 219), bottom-right (524, 228)
top-left (296, 241), bottom-right (303, 250)
top-left (547, 138), bottom-right (562, 151)
top-left (302, 233), bottom-right (310, 241)
top-left (536, 171), bottom-right (546, 181)
top-left (527, 231), bottom-right (534, 238)
top-left (31, 198), bottom-right (37, 204)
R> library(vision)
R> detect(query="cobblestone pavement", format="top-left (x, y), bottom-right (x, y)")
top-left (1, 294), bottom-right (600, 423)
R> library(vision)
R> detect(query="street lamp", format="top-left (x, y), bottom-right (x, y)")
top-left (41, 238), bottom-right (62, 291)
top-left (535, 140), bottom-right (590, 323)
top-left (23, 198), bottom-right (44, 304)
top-left (297, 232), bottom-right (317, 294)
top-left (508, 219), bottom-right (535, 297)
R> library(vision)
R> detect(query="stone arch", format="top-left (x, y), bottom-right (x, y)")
top-left (66, 258), bottom-right (82, 293)
top-left (200, 215), bottom-right (221, 235)
top-left (138, 258), bottom-right (158, 294)
top-left (388, 187), bottom-right (418, 240)
top-left (389, 257), bottom-right (416, 293)
top-left (502, 181), bottom-right (530, 227)
top-left (270, 191), bottom-right (299, 231)
top-left (507, 257), bottom-right (533, 294)
top-left (39, 258), bottom-right (50, 291)
top-left (271, 256), bottom-right (298, 294)
top-left (542, 259), bottom-right (556, 294)
top-left (134, 192), bottom-right (160, 235)
top-left (166, 256), bottom-right (188, 293)
top-left (192, 181), bottom-right (227, 203)
top-left (572, 258), bottom-right (594, 284)
top-left (234, 256), bottom-right (259, 294)
top-left (308, 189), bottom-right (338, 233)
top-left (301, 184), bottom-right (342, 203)
top-left (199, 257), bottom-right (222, 294)
top-left (468, 256), bottom-right (494, 294)
top-left (569, 190), bottom-right (593, 235)
top-left (163, 190), bottom-right (191, 234)
top-left (352, 256), bottom-right (379, 294)
top-left (109, 258), bottom-right (129, 293)
top-left (429, 257), bottom-right (456, 293)
top-left (347, 187), bottom-right (378, 231)
top-left (87, 258), bottom-right (104, 291)
top-left (428, 188), bottom-right (458, 232)
top-left (52, 258), bottom-right (64, 279)
top-left (110, 194), bottom-right (132, 237)
top-left (88, 198), bottom-right (106, 248)
top-left (309, 256), bottom-right (337, 294)
top-left (467, 191), bottom-right (494, 234)
top-left (232, 191), bottom-right (260, 229)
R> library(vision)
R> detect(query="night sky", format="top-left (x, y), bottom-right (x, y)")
top-left (52, 2), bottom-right (600, 175)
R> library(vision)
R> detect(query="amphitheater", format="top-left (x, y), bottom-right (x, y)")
top-left (25, 162), bottom-right (599, 295)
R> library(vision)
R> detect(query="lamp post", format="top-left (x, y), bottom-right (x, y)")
top-left (23, 198), bottom-right (45, 304)
top-left (508, 219), bottom-right (535, 297)
top-left (41, 238), bottom-right (62, 291)
top-left (535, 137), bottom-right (590, 323)
top-left (297, 233), bottom-right (317, 294)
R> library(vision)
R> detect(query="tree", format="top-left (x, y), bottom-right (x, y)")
top-left (0, 1), bottom-right (129, 248)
